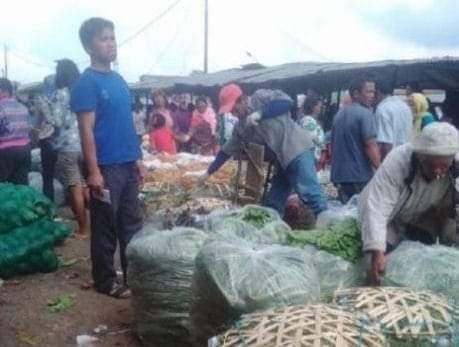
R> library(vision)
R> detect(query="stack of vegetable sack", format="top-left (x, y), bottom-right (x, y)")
top-left (0, 183), bottom-right (71, 279)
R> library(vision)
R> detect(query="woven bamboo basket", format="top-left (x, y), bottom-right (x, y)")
top-left (333, 287), bottom-right (459, 340)
top-left (215, 304), bottom-right (386, 347)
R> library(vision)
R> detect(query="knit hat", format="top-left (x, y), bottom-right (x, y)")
top-left (413, 122), bottom-right (459, 156)
top-left (218, 83), bottom-right (243, 114)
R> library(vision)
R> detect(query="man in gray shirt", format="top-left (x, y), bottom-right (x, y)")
top-left (331, 77), bottom-right (381, 203)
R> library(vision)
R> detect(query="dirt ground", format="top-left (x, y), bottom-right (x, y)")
top-left (0, 214), bottom-right (142, 347)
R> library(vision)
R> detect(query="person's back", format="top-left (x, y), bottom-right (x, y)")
top-left (0, 78), bottom-right (31, 185)
top-left (376, 96), bottom-right (412, 147)
top-left (331, 103), bottom-right (376, 183)
top-left (330, 77), bottom-right (380, 204)
top-left (0, 96), bottom-right (30, 149)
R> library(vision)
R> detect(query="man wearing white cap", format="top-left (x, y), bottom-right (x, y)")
top-left (359, 122), bottom-right (459, 285)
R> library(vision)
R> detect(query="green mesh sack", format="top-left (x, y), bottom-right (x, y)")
top-left (0, 183), bottom-right (56, 234)
top-left (0, 220), bottom-right (71, 279)
top-left (0, 249), bottom-right (58, 278)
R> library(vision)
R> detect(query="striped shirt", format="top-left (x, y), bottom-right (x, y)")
top-left (0, 97), bottom-right (30, 149)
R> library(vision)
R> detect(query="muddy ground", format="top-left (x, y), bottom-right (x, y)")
top-left (0, 213), bottom-right (142, 347)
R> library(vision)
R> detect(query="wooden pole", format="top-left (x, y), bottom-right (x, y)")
top-left (204, 0), bottom-right (209, 73)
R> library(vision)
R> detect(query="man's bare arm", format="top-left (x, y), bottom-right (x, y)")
top-left (365, 138), bottom-right (381, 169)
top-left (78, 111), bottom-right (104, 195)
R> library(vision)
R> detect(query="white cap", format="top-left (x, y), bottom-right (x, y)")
top-left (413, 122), bottom-right (459, 156)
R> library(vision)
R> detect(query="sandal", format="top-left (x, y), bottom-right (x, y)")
top-left (107, 283), bottom-right (131, 299)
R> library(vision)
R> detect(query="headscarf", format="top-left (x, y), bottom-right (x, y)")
top-left (249, 89), bottom-right (293, 112)
top-left (191, 105), bottom-right (217, 135)
top-left (410, 93), bottom-right (430, 138)
top-left (218, 83), bottom-right (243, 114)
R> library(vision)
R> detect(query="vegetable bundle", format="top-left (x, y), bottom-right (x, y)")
top-left (0, 220), bottom-right (71, 278)
top-left (0, 183), bottom-right (55, 234)
top-left (286, 218), bottom-right (362, 263)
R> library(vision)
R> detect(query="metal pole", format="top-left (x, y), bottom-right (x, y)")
top-left (3, 45), bottom-right (8, 78)
top-left (204, 0), bottom-right (208, 73)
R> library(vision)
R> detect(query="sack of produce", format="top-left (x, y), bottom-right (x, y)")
top-left (315, 195), bottom-right (359, 229)
top-left (303, 245), bottom-right (364, 297)
top-left (191, 239), bottom-right (320, 346)
top-left (0, 183), bottom-right (56, 234)
top-left (384, 241), bottom-right (459, 304)
top-left (205, 205), bottom-right (280, 231)
top-left (0, 220), bottom-right (71, 278)
top-left (126, 227), bottom-right (208, 347)
top-left (206, 205), bottom-right (290, 245)
top-left (286, 217), bottom-right (362, 263)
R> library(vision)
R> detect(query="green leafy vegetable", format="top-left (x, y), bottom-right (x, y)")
top-left (287, 218), bottom-right (362, 263)
top-left (47, 294), bottom-right (75, 313)
top-left (242, 207), bottom-right (275, 229)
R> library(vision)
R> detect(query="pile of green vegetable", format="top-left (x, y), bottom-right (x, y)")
top-left (286, 218), bottom-right (362, 263)
top-left (241, 206), bottom-right (275, 229)
top-left (0, 183), bottom-right (55, 234)
top-left (0, 184), bottom-right (71, 279)
top-left (0, 219), bottom-right (71, 279)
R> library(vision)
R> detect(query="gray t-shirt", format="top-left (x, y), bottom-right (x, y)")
top-left (222, 114), bottom-right (313, 169)
top-left (331, 103), bottom-right (377, 184)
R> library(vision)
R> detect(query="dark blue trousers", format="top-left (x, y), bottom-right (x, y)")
top-left (90, 162), bottom-right (143, 293)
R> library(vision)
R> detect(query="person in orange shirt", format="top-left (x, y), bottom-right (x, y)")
top-left (149, 113), bottom-right (177, 155)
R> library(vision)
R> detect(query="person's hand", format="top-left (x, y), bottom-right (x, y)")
top-left (87, 170), bottom-right (105, 197)
top-left (197, 172), bottom-right (209, 186)
top-left (370, 250), bottom-right (386, 286)
top-left (136, 161), bottom-right (147, 183)
top-left (246, 111), bottom-right (262, 127)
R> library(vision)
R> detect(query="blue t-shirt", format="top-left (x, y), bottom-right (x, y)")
top-left (70, 68), bottom-right (141, 165)
top-left (330, 103), bottom-right (377, 184)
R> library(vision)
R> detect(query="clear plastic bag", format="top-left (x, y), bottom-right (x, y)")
top-left (384, 241), bottom-right (459, 305)
top-left (191, 239), bottom-right (320, 346)
top-left (303, 245), bottom-right (364, 297)
top-left (126, 227), bottom-right (209, 347)
top-left (316, 195), bottom-right (359, 229)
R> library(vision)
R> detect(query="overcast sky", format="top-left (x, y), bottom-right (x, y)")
top-left (1, 0), bottom-right (458, 84)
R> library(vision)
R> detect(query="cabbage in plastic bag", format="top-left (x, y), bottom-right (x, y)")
top-left (126, 227), bottom-right (209, 347)
top-left (190, 239), bottom-right (320, 346)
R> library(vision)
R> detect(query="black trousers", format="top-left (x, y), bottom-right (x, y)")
top-left (39, 139), bottom-right (58, 202)
top-left (0, 144), bottom-right (31, 185)
top-left (90, 162), bottom-right (143, 293)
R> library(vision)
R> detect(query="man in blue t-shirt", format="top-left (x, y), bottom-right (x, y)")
top-left (70, 17), bottom-right (144, 299)
top-left (331, 77), bottom-right (381, 204)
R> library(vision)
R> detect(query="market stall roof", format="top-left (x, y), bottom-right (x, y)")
top-left (131, 56), bottom-right (459, 96)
